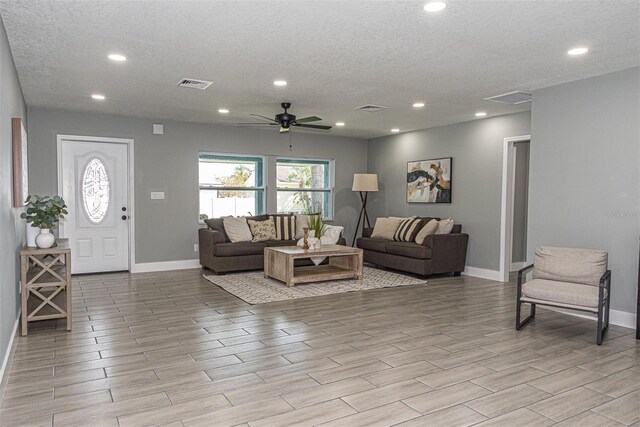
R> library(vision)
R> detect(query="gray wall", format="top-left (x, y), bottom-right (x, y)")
top-left (27, 107), bottom-right (368, 263)
top-left (367, 111), bottom-right (531, 272)
top-left (512, 142), bottom-right (530, 264)
top-left (529, 67), bottom-right (640, 314)
top-left (0, 17), bottom-right (27, 377)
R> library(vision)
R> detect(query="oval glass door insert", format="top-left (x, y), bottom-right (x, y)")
top-left (82, 158), bottom-right (110, 223)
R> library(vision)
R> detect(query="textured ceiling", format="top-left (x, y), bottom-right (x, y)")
top-left (1, 0), bottom-right (639, 139)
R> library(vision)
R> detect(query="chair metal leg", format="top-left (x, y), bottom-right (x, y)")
top-left (597, 304), bottom-right (604, 345)
top-left (516, 302), bottom-right (535, 330)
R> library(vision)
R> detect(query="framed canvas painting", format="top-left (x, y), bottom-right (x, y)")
top-left (12, 117), bottom-right (28, 207)
top-left (407, 157), bottom-right (452, 203)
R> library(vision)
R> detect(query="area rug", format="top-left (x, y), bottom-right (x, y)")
top-left (203, 267), bottom-right (427, 304)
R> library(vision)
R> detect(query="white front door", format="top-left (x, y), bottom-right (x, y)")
top-left (59, 138), bottom-right (130, 274)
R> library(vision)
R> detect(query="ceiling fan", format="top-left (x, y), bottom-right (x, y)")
top-left (239, 102), bottom-right (332, 133)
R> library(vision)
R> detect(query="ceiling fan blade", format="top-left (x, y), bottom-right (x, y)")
top-left (236, 123), bottom-right (277, 126)
top-left (250, 113), bottom-right (277, 123)
top-left (295, 116), bottom-right (322, 124)
top-left (294, 123), bottom-right (332, 130)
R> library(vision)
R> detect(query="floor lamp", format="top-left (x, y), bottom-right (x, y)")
top-left (352, 174), bottom-right (378, 246)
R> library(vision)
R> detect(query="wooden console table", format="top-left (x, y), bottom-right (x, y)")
top-left (19, 239), bottom-right (72, 336)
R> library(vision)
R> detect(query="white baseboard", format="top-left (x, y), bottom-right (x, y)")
top-left (131, 259), bottom-right (200, 273)
top-left (463, 266), bottom-right (503, 282)
top-left (510, 262), bottom-right (527, 272)
top-left (0, 314), bottom-right (20, 397)
top-left (543, 306), bottom-right (636, 330)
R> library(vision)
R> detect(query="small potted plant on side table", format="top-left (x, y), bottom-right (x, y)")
top-left (20, 195), bottom-right (68, 249)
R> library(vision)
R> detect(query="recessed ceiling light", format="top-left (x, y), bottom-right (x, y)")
top-left (335, 122), bottom-right (345, 127)
top-left (273, 80), bottom-right (287, 86)
top-left (391, 128), bottom-right (400, 133)
top-left (567, 47), bottom-right (589, 56)
top-left (218, 108), bottom-right (229, 114)
top-left (412, 102), bottom-right (425, 108)
top-left (107, 53), bottom-right (127, 62)
top-left (423, 1), bottom-right (447, 12)
top-left (475, 112), bottom-right (487, 117)
top-left (91, 94), bottom-right (105, 100)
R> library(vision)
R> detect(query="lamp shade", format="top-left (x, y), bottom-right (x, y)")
top-left (352, 174), bottom-right (379, 192)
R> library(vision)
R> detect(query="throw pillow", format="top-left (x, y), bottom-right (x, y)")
top-left (247, 218), bottom-right (277, 242)
top-left (294, 214), bottom-right (310, 239)
top-left (222, 217), bottom-right (253, 243)
top-left (371, 217), bottom-right (402, 240)
top-left (393, 217), bottom-right (423, 242)
top-left (322, 224), bottom-right (344, 244)
top-left (436, 217), bottom-right (455, 234)
top-left (415, 219), bottom-right (439, 245)
top-left (270, 214), bottom-right (296, 240)
top-left (203, 218), bottom-right (230, 242)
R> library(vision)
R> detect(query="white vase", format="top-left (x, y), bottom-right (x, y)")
top-left (26, 225), bottom-right (40, 247)
top-left (35, 229), bottom-right (55, 249)
top-left (314, 239), bottom-right (322, 249)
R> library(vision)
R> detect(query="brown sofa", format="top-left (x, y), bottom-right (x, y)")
top-left (198, 216), bottom-right (346, 274)
top-left (356, 217), bottom-right (469, 277)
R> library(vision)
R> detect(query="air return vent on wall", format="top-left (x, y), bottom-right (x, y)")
top-left (354, 104), bottom-right (388, 112)
top-left (177, 78), bottom-right (213, 90)
top-left (484, 91), bottom-right (531, 105)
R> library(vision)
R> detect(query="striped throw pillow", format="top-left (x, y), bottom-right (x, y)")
top-left (394, 217), bottom-right (423, 242)
top-left (270, 215), bottom-right (297, 240)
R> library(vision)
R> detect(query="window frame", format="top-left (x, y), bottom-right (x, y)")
top-left (198, 152), bottom-right (266, 222)
top-left (275, 157), bottom-right (335, 220)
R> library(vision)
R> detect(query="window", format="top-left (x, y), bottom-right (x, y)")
top-left (82, 158), bottom-right (110, 223)
top-left (276, 158), bottom-right (333, 218)
top-left (199, 154), bottom-right (264, 220)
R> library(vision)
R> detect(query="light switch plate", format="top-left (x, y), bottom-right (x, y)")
top-left (150, 191), bottom-right (165, 200)
top-left (153, 123), bottom-right (164, 135)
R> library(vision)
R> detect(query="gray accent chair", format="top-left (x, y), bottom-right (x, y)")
top-left (516, 246), bottom-right (611, 345)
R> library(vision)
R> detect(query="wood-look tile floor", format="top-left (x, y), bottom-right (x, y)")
top-left (1, 268), bottom-right (638, 427)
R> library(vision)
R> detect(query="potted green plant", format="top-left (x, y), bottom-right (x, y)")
top-left (20, 195), bottom-right (68, 249)
top-left (307, 211), bottom-right (325, 239)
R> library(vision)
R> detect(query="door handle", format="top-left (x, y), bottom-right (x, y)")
top-left (121, 215), bottom-right (128, 220)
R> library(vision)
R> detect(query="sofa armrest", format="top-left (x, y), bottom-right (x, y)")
top-left (198, 228), bottom-right (226, 268)
top-left (363, 227), bottom-right (373, 238)
top-left (423, 233), bottom-right (469, 273)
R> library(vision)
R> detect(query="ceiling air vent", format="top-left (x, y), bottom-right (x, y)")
top-left (177, 78), bottom-right (213, 90)
top-left (484, 91), bottom-right (531, 105)
top-left (354, 104), bottom-right (388, 112)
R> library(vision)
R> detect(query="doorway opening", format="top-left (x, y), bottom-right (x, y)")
top-left (499, 135), bottom-right (531, 282)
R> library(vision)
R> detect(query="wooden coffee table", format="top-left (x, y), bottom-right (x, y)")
top-left (264, 244), bottom-right (363, 287)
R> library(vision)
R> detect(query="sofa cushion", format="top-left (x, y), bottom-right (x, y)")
top-left (213, 242), bottom-right (267, 257)
top-left (265, 240), bottom-right (298, 247)
top-left (204, 218), bottom-right (230, 242)
top-left (270, 214), bottom-right (296, 240)
top-left (522, 278), bottom-right (605, 309)
top-left (223, 217), bottom-right (253, 243)
top-left (323, 224), bottom-right (344, 244)
top-left (436, 217), bottom-right (454, 234)
top-left (534, 246), bottom-right (607, 287)
top-left (248, 218), bottom-right (277, 242)
top-left (414, 219), bottom-right (439, 245)
top-left (394, 217), bottom-right (423, 242)
top-left (371, 217), bottom-right (402, 240)
top-left (385, 242), bottom-right (432, 259)
top-left (357, 237), bottom-right (388, 253)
